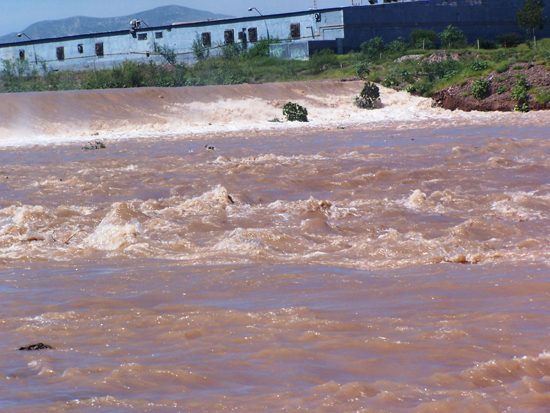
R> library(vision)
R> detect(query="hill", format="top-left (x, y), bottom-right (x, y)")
top-left (0, 5), bottom-right (231, 44)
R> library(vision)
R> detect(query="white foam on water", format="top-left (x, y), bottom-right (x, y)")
top-left (1, 82), bottom-right (548, 148)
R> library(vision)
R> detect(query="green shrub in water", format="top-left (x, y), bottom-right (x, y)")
top-left (283, 102), bottom-right (308, 122)
top-left (355, 82), bottom-right (380, 109)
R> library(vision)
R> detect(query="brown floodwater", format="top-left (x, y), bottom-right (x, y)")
top-left (1, 83), bottom-right (550, 412)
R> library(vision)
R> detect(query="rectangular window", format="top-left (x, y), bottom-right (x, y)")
top-left (224, 29), bottom-right (234, 44)
top-left (77, 44), bottom-right (84, 54)
top-left (290, 23), bottom-right (301, 38)
top-left (155, 32), bottom-right (163, 39)
top-left (56, 46), bottom-right (65, 60)
top-left (248, 27), bottom-right (258, 43)
top-left (138, 33), bottom-right (148, 41)
top-left (19, 50), bottom-right (25, 60)
top-left (201, 32), bottom-right (211, 47)
top-left (95, 42), bottom-right (104, 56)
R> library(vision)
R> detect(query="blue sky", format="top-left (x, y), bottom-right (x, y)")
top-left (0, 0), bottom-right (350, 36)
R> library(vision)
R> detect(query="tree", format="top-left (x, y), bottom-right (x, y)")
top-left (155, 45), bottom-right (178, 65)
top-left (517, 0), bottom-right (546, 46)
top-left (192, 34), bottom-right (210, 63)
top-left (360, 37), bottom-right (386, 61)
top-left (439, 25), bottom-right (465, 48)
top-left (410, 29), bottom-right (438, 49)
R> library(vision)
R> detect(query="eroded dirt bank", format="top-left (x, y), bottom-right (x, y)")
top-left (432, 62), bottom-right (550, 111)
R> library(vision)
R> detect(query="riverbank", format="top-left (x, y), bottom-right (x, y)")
top-left (431, 61), bottom-right (550, 111)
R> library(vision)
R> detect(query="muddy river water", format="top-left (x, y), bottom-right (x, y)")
top-left (1, 82), bottom-right (550, 412)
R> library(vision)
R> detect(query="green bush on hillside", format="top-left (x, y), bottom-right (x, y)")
top-left (308, 49), bottom-right (338, 74)
top-left (387, 37), bottom-right (409, 53)
top-left (382, 77), bottom-right (399, 87)
top-left (511, 73), bottom-right (530, 111)
top-left (192, 35), bottom-right (210, 63)
top-left (245, 38), bottom-right (280, 58)
top-left (410, 29), bottom-right (438, 49)
top-left (361, 37), bottom-right (386, 61)
top-left (221, 43), bottom-right (242, 60)
top-left (472, 79), bottom-right (491, 99)
top-left (354, 61), bottom-right (371, 79)
top-left (478, 39), bottom-right (498, 49)
top-left (439, 25), bottom-right (466, 48)
top-left (421, 59), bottom-right (462, 82)
top-left (497, 32), bottom-right (522, 48)
top-left (471, 60), bottom-right (489, 71)
top-left (534, 87), bottom-right (550, 103)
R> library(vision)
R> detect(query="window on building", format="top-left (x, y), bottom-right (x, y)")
top-left (77, 44), bottom-right (84, 54)
top-left (56, 46), bottom-right (65, 61)
top-left (95, 42), bottom-right (104, 56)
top-left (155, 32), bottom-right (163, 39)
top-left (19, 50), bottom-right (25, 60)
top-left (248, 27), bottom-right (258, 43)
top-left (202, 32), bottom-right (211, 47)
top-left (138, 33), bottom-right (148, 41)
top-left (290, 23), bottom-right (301, 38)
top-left (224, 29), bottom-right (234, 44)
top-left (238, 30), bottom-right (246, 42)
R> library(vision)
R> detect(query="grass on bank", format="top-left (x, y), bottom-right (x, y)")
top-left (2, 31), bottom-right (550, 100)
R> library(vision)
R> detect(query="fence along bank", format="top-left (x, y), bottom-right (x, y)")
top-left (1, 0), bottom-right (548, 71)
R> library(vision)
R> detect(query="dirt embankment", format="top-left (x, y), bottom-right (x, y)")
top-left (432, 63), bottom-right (550, 112)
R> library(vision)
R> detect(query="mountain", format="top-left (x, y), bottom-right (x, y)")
top-left (0, 5), bottom-right (231, 44)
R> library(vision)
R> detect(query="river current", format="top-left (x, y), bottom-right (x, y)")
top-left (1, 82), bottom-right (550, 412)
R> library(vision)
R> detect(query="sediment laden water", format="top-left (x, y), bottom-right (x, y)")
top-left (1, 83), bottom-right (550, 412)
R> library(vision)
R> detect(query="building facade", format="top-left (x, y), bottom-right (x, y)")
top-left (0, 0), bottom-right (548, 72)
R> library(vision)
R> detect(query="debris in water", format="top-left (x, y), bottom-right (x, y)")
top-left (82, 140), bottom-right (106, 151)
top-left (63, 229), bottom-right (83, 245)
top-left (19, 343), bottom-right (54, 351)
top-left (205, 145), bottom-right (215, 150)
top-left (22, 231), bottom-right (46, 242)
